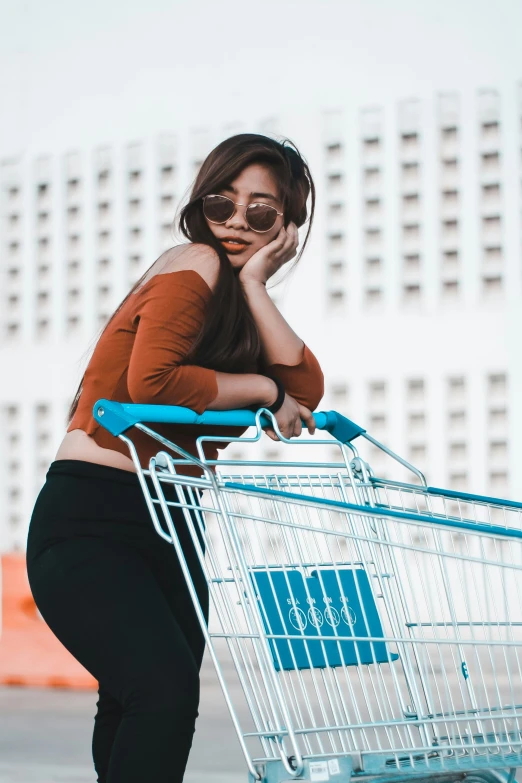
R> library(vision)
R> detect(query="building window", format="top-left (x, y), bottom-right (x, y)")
top-left (365, 227), bottom-right (381, 242)
top-left (366, 287), bottom-right (382, 305)
top-left (407, 378), bottom-right (424, 401)
top-left (404, 253), bottom-right (421, 270)
top-left (482, 275), bottom-right (502, 295)
top-left (489, 471), bottom-right (508, 493)
top-left (328, 203), bottom-right (344, 218)
top-left (328, 288), bottom-right (345, 303)
top-left (68, 288), bottom-right (81, 303)
top-left (442, 219), bottom-right (458, 234)
top-left (443, 250), bottom-right (459, 266)
top-left (448, 377), bottom-right (466, 404)
top-left (369, 414), bottom-right (386, 432)
top-left (326, 142), bottom-right (342, 157)
top-left (481, 152), bottom-right (500, 170)
top-left (36, 403), bottom-right (49, 420)
top-left (328, 233), bottom-right (343, 249)
top-left (484, 245), bottom-right (502, 262)
top-left (369, 381), bottom-right (386, 402)
top-left (402, 161), bottom-right (419, 176)
top-left (67, 315), bottom-right (80, 330)
top-left (67, 177), bottom-right (80, 194)
top-left (409, 444), bottom-right (426, 460)
top-left (365, 197), bottom-right (381, 213)
top-left (401, 132), bottom-right (419, 148)
top-left (331, 383), bottom-right (348, 405)
top-left (160, 165), bottom-right (174, 182)
top-left (403, 284), bottom-right (421, 302)
top-left (489, 407), bottom-right (507, 428)
top-left (449, 410), bottom-right (466, 427)
top-left (488, 373), bottom-right (507, 396)
top-left (408, 412), bottom-right (425, 432)
top-left (489, 440), bottom-right (508, 459)
top-left (482, 183), bottom-right (501, 199)
top-left (36, 318), bottom-right (50, 337)
top-left (441, 126), bottom-right (458, 141)
top-left (327, 173), bottom-right (343, 187)
top-left (449, 442), bottom-right (467, 459)
top-left (442, 189), bottom-right (458, 205)
top-left (481, 120), bottom-right (500, 139)
top-left (366, 257), bottom-right (381, 272)
top-left (403, 193), bottom-right (420, 207)
top-left (364, 166), bottom-right (381, 184)
top-left (450, 472), bottom-right (467, 491)
top-left (403, 223), bottom-right (420, 239)
top-left (363, 137), bottom-right (380, 151)
top-left (442, 157), bottom-right (458, 172)
top-left (442, 280), bottom-right (459, 298)
top-left (328, 260), bottom-right (344, 277)
top-left (482, 215), bottom-right (501, 231)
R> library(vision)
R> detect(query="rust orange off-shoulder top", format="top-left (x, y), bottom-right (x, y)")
top-left (68, 269), bottom-right (324, 477)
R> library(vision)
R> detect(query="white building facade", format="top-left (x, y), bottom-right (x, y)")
top-left (1, 84), bottom-right (521, 552)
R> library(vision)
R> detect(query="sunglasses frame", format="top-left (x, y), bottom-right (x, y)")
top-left (202, 194), bottom-right (283, 233)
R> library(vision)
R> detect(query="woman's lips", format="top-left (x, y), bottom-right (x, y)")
top-left (220, 239), bottom-right (249, 254)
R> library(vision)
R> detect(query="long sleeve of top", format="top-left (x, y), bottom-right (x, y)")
top-left (68, 268), bottom-right (324, 476)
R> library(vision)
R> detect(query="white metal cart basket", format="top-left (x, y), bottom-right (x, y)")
top-left (93, 400), bottom-right (522, 783)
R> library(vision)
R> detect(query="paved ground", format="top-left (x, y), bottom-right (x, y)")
top-left (0, 654), bottom-right (249, 782)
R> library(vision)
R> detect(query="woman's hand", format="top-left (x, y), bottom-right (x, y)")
top-left (238, 223), bottom-right (299, 286)
top-left (263, 392), bottom-right (316, 441)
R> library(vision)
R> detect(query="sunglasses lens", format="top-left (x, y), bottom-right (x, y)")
top-left (246, 203), bottom-right (278, 232)
top-left (203, 195), bottom-right (234, 223)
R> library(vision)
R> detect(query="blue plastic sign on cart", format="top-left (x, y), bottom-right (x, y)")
top-left (251, 568), bottom-right (399, 671)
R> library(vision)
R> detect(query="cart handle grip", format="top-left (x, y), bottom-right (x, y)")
top-left (93, 399), bottom-right (366, 443)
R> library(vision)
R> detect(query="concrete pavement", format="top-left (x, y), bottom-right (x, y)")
top-left (0, 654), bottom-right (250, 782)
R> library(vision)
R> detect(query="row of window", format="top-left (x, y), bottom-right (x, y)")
top-left (327, 274), bottom-right (506, 308)
top-left (325, 120), bottom-right (500, 160)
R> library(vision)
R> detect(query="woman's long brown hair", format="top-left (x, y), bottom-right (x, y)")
top-left (67, 133), bottom-right (315, 423)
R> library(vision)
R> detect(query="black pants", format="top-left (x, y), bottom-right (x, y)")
top-left (26, 459), bottom-right (209, 783)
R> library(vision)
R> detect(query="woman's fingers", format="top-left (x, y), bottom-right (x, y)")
top-left (299, 406), bottom-right (316, 435)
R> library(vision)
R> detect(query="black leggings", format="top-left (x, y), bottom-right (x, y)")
top-left (26, 459), bottom-right (209, 783)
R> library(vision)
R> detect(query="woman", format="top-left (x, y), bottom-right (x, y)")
top-left (26, 133), bottom-right (324, 783)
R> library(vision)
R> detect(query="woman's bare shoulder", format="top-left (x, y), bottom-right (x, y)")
top-left (158, 243), bottom-right (220, 293)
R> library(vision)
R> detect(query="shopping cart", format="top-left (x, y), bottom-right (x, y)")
top-left (93, 399), bottom-right (522, 783)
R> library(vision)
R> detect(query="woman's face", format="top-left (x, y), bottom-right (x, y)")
top-left (204, 163), bottom-right (284, 270)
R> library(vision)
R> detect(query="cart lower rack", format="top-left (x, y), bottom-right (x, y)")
top-left (94, 400), bottom-right (522, 783)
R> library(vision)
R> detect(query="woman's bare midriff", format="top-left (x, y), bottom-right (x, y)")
top-left (54, 430), bottom-right (137, 473)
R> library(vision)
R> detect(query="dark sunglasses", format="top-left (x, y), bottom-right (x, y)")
top-left (202, 194), bottom-right (283, 233)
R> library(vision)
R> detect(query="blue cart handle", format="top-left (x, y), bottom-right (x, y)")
top-left (93, 399), bottom-right (366, 444)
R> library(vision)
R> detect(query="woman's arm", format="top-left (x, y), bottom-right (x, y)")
top-left (240, 279), bottom-right (304, 366)
top-left (127, 270), bottom-right (279, 413)
top-left (240, 278), bottom-right (324, 410)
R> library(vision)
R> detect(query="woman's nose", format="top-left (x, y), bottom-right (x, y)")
top-left (225, 205), bottom-right (249, 230)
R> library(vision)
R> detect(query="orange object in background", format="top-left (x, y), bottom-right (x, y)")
top-left (0, 553), bottom-right (96, 689)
